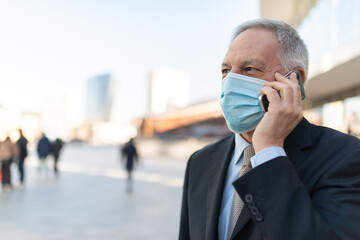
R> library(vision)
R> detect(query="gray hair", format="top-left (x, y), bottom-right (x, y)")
top-left (231, 19), bottom-right (309, 82)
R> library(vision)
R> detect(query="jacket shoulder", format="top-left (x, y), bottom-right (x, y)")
top-left (187, 134), bottom-right (234, 166)
top-left (311, 124), bottom-right (360, 149)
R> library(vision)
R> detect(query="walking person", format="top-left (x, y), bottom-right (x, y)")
top-left (51, 138), bottom-right (64, 176)
top-left (16, 129), bottom-right (28, 186)
top-left (121, 138), bottom-right (138, 194)
top-left (0, 137), bottom-right (19, 191)
top-left (37, 133), bottom-right (51, 175)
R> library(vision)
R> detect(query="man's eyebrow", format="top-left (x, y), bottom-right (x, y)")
top-left (221, 59), bottom-right (266, 69)
top-left (221, 62), bottom-right (230, 68)
top-left (240, 59), bottom-right (265, 68)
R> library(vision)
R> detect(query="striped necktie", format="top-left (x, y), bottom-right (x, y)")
top-left (227, 145), bottom-right (255, 240)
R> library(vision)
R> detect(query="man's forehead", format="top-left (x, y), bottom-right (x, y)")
top-left (223, 29), bottom-right (281, 64)
top-left (232, 29), bottom-right (278, 48)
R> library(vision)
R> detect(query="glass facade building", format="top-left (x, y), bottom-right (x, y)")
top-left (86, 73), bottom-right (114, 122)
top-left (299, 0), bottom-right (360, 64)
top-left (298, 0), bottom-right (360, 135)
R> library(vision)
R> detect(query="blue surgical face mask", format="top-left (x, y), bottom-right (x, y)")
top-left (220, 72), bottom-right (266, 133)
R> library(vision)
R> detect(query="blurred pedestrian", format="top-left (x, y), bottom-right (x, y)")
top-left (121, 138), bottom-right (138, 193)
top-left (37, 133), bottom-right (51, 174)
top-left (51, 138), bottom-right (64, 176)
top-left (0, 137), bottom-right (19, 191)
top-left (16, 129), bottom-right (28, 186)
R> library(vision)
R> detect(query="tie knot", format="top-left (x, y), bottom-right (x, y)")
top-left (243, 145), bottom-right (255, 166)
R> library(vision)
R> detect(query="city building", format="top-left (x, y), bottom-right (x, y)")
top-left (141, 99), bottom-right (229, 138)
top-left (86, 73), bottom-right (114, 122)
top-left (149, 66), bottom-right (190, 115)
top-left (83, 73), bottom-right (138, 144)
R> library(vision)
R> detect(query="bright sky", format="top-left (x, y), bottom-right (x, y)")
top-left (0, 0), bottom-right (259, 125)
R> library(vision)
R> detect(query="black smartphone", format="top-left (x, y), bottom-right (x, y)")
top-left (259, 71), bottom-right (305, 114)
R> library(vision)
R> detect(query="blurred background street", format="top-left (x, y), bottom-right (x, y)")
top-left (0, 143), bottom-right (187, 240)
top-left (1, 0), bottom-right (360, 239)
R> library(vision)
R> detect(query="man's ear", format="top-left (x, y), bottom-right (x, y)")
top-left (293, 67), bottom-right (306, 84)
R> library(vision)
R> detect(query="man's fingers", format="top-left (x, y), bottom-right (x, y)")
top-left (275, 72), bottom-right (296, 83)
top-left (263, 81), bottom-right (293, 101)
top-left (260, 86), bottom-right (281, 104)
top-left (264, 72), bottom-right (301, 103)
top-left (289, 72), bottom-right (302, 104)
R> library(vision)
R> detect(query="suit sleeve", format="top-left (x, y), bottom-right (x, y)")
top-left (179, 157), bottom-right (191, 240)
top-left (233, 149), bottom-right (360, 240)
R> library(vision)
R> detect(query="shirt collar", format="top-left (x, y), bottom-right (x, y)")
top-left (234, 133), bottom-right (251, 165)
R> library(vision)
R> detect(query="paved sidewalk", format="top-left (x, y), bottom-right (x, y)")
top-left (0, 144), bottom-right (187, 240)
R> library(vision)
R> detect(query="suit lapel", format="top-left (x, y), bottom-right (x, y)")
top-left (205, 134), bottom-right (235, 240)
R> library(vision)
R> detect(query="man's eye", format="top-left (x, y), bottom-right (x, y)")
top-left (222, 69), bottom-right (230, 75)
top-left (221, 69), bottom-right (230, 79)
top-left (244, 67), bottom-right (258, 73)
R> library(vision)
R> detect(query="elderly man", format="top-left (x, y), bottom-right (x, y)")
top-left (179, 19), bottom-right (360, 240)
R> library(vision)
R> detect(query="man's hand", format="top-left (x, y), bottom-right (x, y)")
top-left (252, 72), bottom-right (303, 153)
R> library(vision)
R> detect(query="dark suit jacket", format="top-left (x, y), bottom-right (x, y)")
top-left (179, 118), bottom-right (360, 240)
